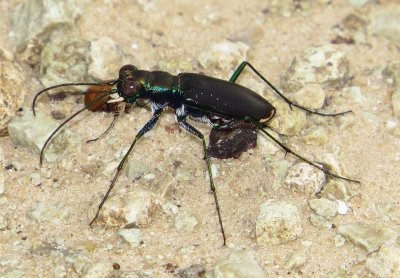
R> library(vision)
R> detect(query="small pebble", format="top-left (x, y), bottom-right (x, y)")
top-left (338, 222), bottom-right (398, 252)
top-left (366, 241), bottom-right (400, 277)
top-left (175, 211), bottom-right (199, 233)
top-left (136, 0), bottom-right (157, 12)
top-left (321, 180), bottom-right (351, 201)
top-left (39, 34), bottom-right (90, 92)
top-left (267, 0), bottom-right (296, 17)
top-left (11, 0), bottom-right (81, 49)
top-left (268, 99), bottom-right (306, 136)
top-left (262, 159), bottom-right (292, 192)
top-left (29, 202), bottom-right (70, 224)
top-left (348, 86), bottom-right (365, 103)
top-left (309, 214), bottom-right (333, 230)
top-left (91, 188), bottom-right (161, 228)
top-left (30, 172), bottom-right (42, 187)
top-left (301, 240), bottom-right (313, 247)
top-left (368, 12), bottom-right (400, 45)
top-left (258, 129), bottom-right (281, 156)
top-left (210, 164), bottom-right (219, 178)
top-left (213, 249), bottom-right (266, 278)
top-left (336, 200), bottom-right (348, 215)
top-left (112, 263), bottom-right (120, 270)
top-left (118, 228), bottom-right (141, 247)
top-left (0, 58), bottom-right (27, 133)
top-left (177, 264), bottom-right (205, 278)
top-left (66, 253), bottom-right (92, 275)
top-left (54, 264), bottom-right (67, 278)
top-left (334, 235), bottom-right (346, 247)
top-left (318, 153), bottom-right (343, 177)
top-left (331, 13), bottom-right (367, 45)
top-left (125, 159), bottom-right (150, 179)
top-left (143, 173), bottom-right (155, 181)
top-left (74, 240), bottom-right (98, 252)
top-left (162, 202), bottom-right (179, 215)
top-left (376, 202), bottom-right (396, 221)
top-left (383, 62), bottom-right (400, 87)
top-left (88, 37), bottom-right (130, 80)
top-left (281, 45), bottom-right (350, 93)
top-left (8, 110), bottom-right (80, 162)
top-left (309, 198), bottom-right (338, 219)
top-left (83, 261), bottom-right (115, 278)
top-left (256, 200), bottom-right (303, 245)
top-left (302, 127), bottom-right (328, 145)
top-left (285, 162), bottom-right (326, 195)
top-left (294, 83), bottom-right (326, 110)
top-left (198, 40), bottom-right (249, 72)
top-left (285, 250), bottom-right (306, 270)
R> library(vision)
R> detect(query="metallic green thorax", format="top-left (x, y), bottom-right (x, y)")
top-left (131, 70), bottom-right (182, 106)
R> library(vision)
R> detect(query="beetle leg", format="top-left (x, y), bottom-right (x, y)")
top-left (176, 113), bottom-right (227, 246)
top-left (248, 118), bottom-right (361, 184)
top-left (87, 108), bottom-right (121, 143)
top-left (89, 107), bottom-right (163, 226)
top-left (39, 93), bottom-right (111, 165)
top-left (229, 61), bottom-right (352, 117)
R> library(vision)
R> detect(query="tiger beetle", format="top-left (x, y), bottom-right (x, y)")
top-left (32, 61), bottom-right (360, 246)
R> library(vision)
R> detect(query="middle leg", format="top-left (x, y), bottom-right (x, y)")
top-left (176, 113), bottom-right (227, 246)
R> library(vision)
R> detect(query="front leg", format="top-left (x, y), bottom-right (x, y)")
top-left (90, 107), bottom-right (163, 226)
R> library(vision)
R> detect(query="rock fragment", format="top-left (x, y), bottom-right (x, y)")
top-left (366, 241), bottom-right (400, 278)
top-left (309, 198), bottom-right (338, 219)
top-left (11, 0), bottom-right (81, 49)
top-left (285, 162), bottom-right (326, 195)
top-left (29, 202), bottom-right (71, 224)
top-left (198, 40), bottom-right (249, 72)
top-left (256, 200), bottom-right (303, 245)
top-left (90, 189), bottom-right (161, 228)
top-left (175, 210), bottom-right (199, 233)
top-left (0, 57), bottom-right (27, 133)
top-left (338, 223), bottom-right (398, 252)
top-left (268, 99), bottom-right (307, 136)
top-left (213, 249), bottom-right (266, 278)
top-left (88, 37), bottom-right (130, 80)
top-left (281, 45), bottom-right (350, 93)
top-left (8, 110), bottom-right (79, 162)
top-left (118, 228), bottom-right (141, 247)
top-left (39, 34), bottom-right (90, 93)
top-left (294, 83), bottom-right (326, 110)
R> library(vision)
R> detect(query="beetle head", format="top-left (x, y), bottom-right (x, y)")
top-left (114, 64), bottom-right (142, 103)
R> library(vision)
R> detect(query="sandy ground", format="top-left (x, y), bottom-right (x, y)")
top-left (1, 0), bottom-right (400, 277)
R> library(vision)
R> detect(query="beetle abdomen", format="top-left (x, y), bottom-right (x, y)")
top-left (179, 73), bottom-right (275, 122)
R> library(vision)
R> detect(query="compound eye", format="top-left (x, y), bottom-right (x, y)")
top-left (119, 64), bottom-right (137, 78)
top-left (123, 78), bottom-right (141, 97)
